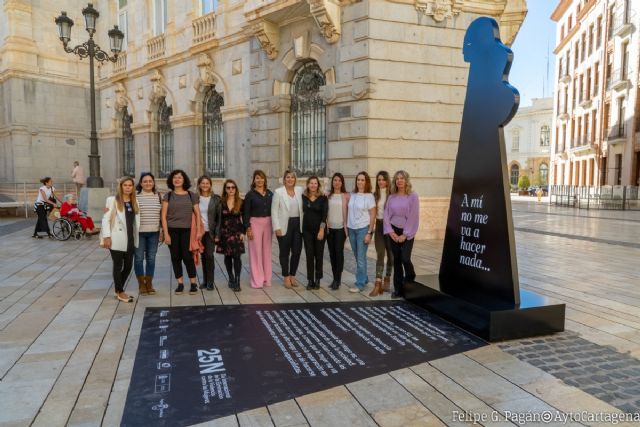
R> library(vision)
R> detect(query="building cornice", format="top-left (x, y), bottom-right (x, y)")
top-left (551, 0), bottom-right (572, 21)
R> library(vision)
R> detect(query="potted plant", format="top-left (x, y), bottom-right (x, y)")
top-left (518, 175), bottom-right (530, 196)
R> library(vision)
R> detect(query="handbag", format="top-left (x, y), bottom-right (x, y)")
top-left (48, 207), bottom-right (60, 221)
top-left (99, 200), bottom-right (117, 248)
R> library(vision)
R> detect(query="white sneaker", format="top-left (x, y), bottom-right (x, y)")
top-left (349, 287), bottom-right (362, 293)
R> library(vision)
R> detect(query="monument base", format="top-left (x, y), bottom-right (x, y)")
top-left (405, 275), bottom-right (565, 342)
top-left (79, 187), bottom-right (111, 228)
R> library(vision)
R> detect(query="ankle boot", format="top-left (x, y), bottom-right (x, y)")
top-left (382, 277), bottom-right (391, 293)
top-left (137, 276), bottom-right (149, 296)
top-left (145, 276), bottom-right (157, 295)
top-left (370, 279), bottom-right (383, 296)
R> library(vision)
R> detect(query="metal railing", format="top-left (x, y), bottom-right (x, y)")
top-left (550, 185), bottom-right (640, 210)
top-left (607, 124), bottom-right (626, 140)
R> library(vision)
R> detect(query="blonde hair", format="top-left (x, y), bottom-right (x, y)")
top-left (303, 176), bottom-right (322, 198)
top-left (115, 176), bottom-right (139, 213)
top-left (390, 170), bottom-right (413, 195)
top-left (282, 169), bottom-right (297, 186)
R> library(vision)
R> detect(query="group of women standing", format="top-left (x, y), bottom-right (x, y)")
top-left (99, 168), bottom-right (419, 302)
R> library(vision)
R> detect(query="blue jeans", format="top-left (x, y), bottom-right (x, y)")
top-left (348, 226), bottom-right (369, 289)
top-left (134, 231), bottom-right (160, 277)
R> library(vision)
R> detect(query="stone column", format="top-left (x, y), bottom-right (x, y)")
top-left (222, 105), bottom-right (251, 190)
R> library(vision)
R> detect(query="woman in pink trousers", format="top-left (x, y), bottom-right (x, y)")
top-left (243, 170), bottom-right (274, 288)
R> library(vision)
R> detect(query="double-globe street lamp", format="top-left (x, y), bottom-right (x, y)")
top-left (55, 3), bottom-right (125, 188)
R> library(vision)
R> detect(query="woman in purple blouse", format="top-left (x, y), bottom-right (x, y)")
top-left (383, 170), bottom-right (420, 298)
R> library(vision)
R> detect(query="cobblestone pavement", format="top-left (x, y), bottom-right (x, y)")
top-left (1, 200), bottom-right (640, 426)
top-left (500, 333), bottom-right (640, 414)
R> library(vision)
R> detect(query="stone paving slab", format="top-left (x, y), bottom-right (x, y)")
top-left (1, 203), bottom-right (640, 426)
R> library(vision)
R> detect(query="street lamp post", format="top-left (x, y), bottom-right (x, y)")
top-left (55, 4), bottom-right (124, 188)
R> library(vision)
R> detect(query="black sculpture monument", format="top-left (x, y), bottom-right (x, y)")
top-left (405, 17), bottom-right (565, 341)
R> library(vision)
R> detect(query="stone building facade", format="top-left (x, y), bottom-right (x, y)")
top-left (504, 97), bottom-right (553, 188)
top-left (0, 0), bottom-right (95, 183)
top-left (1, 0), bottom-right (527, 239)
top-left (550, 0), bottom-right (640, 187)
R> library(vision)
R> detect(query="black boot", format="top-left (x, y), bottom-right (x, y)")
top-left (233, 278), bottom-right (241, 292)
top-left (314, 280), bottom-right (321, 290)
top-left (306, 281), bottom-right (314, 290)
top-left (227, 272), bottom-right (235, 289)
top-left (206, 282), bottom-right (215, 291)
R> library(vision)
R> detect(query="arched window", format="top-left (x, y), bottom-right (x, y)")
top-left (121, 107), bottom-right (135, 177)
top-left (540, 125), bottom-right (550, 146)
top-left (203, 87), bottom-right (225, 177)
top-left (158, 97), bottom-right (173, 177)
top-left (511, 129), bottom-right (520, 151)
top-left (539, 163), bottom-right (549, 185)
top-left (510, 164), bottom-right (520, 187)
top-left (290, 61), bottom-right (326, 176)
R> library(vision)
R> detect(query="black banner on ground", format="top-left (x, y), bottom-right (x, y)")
top-left (121, 301), bottom-right (484, 426)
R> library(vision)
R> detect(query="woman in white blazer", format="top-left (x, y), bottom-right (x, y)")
top-left (271, 170), bottom-right (304, 289)
top-left (102, 177), bottom-right (140, 302)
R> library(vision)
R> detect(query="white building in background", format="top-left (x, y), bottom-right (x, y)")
top-left (505, 97), bottom-right (553, 188)
top-left (550, 0), bottom-right (640, 187)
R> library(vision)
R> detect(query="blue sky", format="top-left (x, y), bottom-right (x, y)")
top-left (509, 2), bottom-right (558, 107)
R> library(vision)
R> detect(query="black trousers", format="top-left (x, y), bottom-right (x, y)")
top-left (326, 227), bottom-right (346, 282)
top-left (110, 247), bottom-right (134, 293)
top-left (389, 225), bottom-right (416, 294)
top-left (303, 230), bottom-right (326, 282)
top-left (276, 217), bottom-right (302, 276)
top-left (34, 204), bottom-right (51, 235)
top-left (224, 255), bottom-right (242, 281)
top-left (168, 228), bottom-right (197, 280)
top-left (201, 233), bottom-right (216, 284)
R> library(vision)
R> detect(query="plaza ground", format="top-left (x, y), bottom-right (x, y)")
top-left (1, 199), bottom-right (640, 426)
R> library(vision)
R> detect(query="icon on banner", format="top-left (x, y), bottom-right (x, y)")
top-left (160, 310), bottom-right (169, 317)
top-left (157, 361), bottom-right (172, 369)
top-left (159, 335), bottom-right (167, 346)
top-left (155, 374), bottom-right (171, 393)
top-left (160, 349), bottom-right (169, 360)
top-left (159, 324), bottom-right (169, 331)
top-left (152, 398), bottom-right (169, 418)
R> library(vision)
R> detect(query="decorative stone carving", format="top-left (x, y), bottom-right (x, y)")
top-left (307, 0), bottom-right (341, 43)
top-left (250, 20), bottom-right (279, 60)
top-left (149, 69), bottom-right (166, 105)
top-left (415, 0), bottom-right (461, 22)
top-left (114, 82), bottom-right (128, 113)
top-left (196, 53), bottom-right (216, 86)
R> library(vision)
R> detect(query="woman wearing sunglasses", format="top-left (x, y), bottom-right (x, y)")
top-left (216, 179), bottom-right (245, 292)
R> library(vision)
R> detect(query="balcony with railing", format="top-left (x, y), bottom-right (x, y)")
top-left (610, 68), bottom-right (631, 91)
top-left (557, 101), bottom-right (569, 120)
top-left (607, 124), bottom-right (627, 144)
top-left (112, 51), bottom-right (127, 74)
top-left (147, 34), bottom-right (166, 61)
top-left (613, 10), bottom-right (635, 38)
top-left (193, 12), bottom-right (216, 44)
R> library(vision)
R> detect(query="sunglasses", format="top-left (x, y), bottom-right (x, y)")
top-left (226, 186), bottom-right (236, 190)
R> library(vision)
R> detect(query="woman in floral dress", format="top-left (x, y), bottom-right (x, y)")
top-left (216, 179), bottom-right (245, 292)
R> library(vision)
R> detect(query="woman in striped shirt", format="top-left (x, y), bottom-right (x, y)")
top-left (134, 172), bottom-right (162, 295)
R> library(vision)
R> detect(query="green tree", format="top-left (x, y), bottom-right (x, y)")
top-left (518, 175), bottom-right (530, 190)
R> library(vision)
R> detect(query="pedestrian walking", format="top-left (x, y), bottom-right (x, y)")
top-left (243, 170), bottom-right (274, 289)
top-left (71, 161), bottom-right (85, 195)
top-left (32, 177), bottom-right (58, 239)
